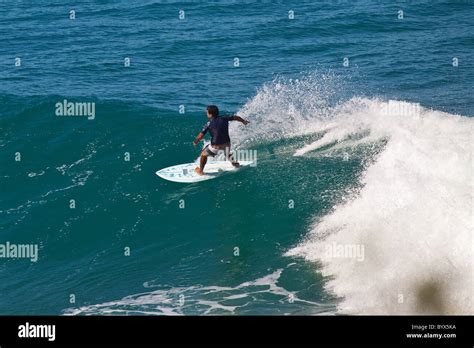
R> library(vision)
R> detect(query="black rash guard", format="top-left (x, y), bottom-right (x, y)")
top-left (200, 116), bottom-right (234, 145)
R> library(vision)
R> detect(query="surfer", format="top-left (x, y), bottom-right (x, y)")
top-left (193, 105), bottom-right (249, 175)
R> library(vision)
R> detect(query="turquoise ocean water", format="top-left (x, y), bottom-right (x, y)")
top-left (1, 1), bottom-right (473, 315)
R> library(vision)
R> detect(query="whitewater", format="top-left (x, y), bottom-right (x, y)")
top-left (234, 76), bottom-right (473, 314)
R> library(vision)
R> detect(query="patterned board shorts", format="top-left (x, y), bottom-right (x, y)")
top-left (203, 144), bottom-right (230, 157)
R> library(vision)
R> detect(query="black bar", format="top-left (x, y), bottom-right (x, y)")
top-left (0, 315), bottom-right (472, 346)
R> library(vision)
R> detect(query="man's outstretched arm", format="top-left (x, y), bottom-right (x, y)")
top-left (231, 115), bottom-right (250, 125)
top-left (193, 132), bottom-right (205, 146)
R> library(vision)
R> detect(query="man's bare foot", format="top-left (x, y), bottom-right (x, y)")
top-left (195, 167), bottom-right (204, 175)
top-left (232, 162), bottom-right (240, 168)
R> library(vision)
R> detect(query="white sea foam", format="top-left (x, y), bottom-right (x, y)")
top-left (64, 269), bottom-right (331, 315)
top-left (236, 76), bottom-right (473, 314)
top-left (232, 73), bottom-right (339, 147)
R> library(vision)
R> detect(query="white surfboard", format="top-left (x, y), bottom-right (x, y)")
top-left (156, 161), bottom-right (254, 183)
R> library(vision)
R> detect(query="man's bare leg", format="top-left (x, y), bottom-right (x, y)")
top-left (227, 151), bottom-right (240, 168)
top-left (195, 151), bottom-right (207, 175)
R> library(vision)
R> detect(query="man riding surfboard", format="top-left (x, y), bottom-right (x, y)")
top-left (193, 105), bottom-right (250, 175)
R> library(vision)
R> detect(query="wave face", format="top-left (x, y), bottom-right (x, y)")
top-left (2, 73), bottom-right (472, 316)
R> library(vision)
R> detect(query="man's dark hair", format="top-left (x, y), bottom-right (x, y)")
top-left (206, 105), bottom-right (219, 117)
